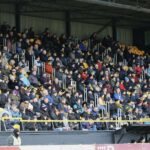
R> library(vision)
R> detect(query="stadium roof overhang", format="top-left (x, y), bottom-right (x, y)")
top-left (0, 0), bottom-right (150, 28)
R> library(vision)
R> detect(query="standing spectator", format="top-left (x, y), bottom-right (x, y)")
top-left (8, 128), bottom-right (21, 146)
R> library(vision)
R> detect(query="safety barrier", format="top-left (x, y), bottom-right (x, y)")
top-left (141, 70), bottom-right (145, 80)
top-left (113, 54), bottom-right (117, 65)
top-left (71, 80), bottom-right (77, 93)
top-left (1, 116), bottom-right (150, 131)
top-left (62, 74), bottom-right (67, 89)
top-left (1, 117), bottom-right (150, 123)
top-left (116, 109), bottom-right (122, 129)
top-left (94, 93), bottom-right (99, 107)
top-left (84, 87), bottom-right (88, 102)
top-left (123, 58), bottom-right (127, 66)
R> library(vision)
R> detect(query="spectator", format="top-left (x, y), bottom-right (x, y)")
top-left (0, 25), bottom-right (149, 131)
top-left (8, 128), bottom-right (21, 146)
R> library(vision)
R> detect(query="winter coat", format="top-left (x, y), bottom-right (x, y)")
top-left (8, 135), bottom-right (21, 146)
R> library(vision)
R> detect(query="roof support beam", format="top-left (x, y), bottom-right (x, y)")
top-left (76, 0), bottom-right (150, 14)
top-left (65, 11), bottom-right (71, 38)
top-left (15, 3), bottom-right (21, 32)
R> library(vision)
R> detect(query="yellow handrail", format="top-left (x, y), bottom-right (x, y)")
top-left (1, 117), bottom-right (150, 123)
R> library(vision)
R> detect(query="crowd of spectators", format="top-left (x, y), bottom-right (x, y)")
top-left (0, 23), bottom-right (149, 131)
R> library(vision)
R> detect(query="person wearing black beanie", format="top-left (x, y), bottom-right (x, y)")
top-left (8, 128), bottom-right (21, 146)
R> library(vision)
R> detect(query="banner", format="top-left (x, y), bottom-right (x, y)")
top-left (0, 144), bottom-right (150, 150)
top-left (96, 144), bottom-right (150, 150)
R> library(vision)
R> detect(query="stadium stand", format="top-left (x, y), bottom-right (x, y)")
top-left (0, 24), bottom-right (149, 134)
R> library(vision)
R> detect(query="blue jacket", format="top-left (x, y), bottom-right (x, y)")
top-left (113, 93), bottom-right (123, 101)
top-left (44, 95), bottom-right (54, 104)
top-left (19, 74), bottom-right (30, 87)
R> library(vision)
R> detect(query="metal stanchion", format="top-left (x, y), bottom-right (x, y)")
top-left (52, 68), bottom-right (55, 82)
top-left (106, 48), bottom-right (108, 55)
top-left (115, 53), bottom-right (118, 64)
top-left (12, 42), bottom-right (16, 53)
top-left (75, 38), bottom-right (79, 45)
top-left (141, 70), bottom-right (145, 80)
top-left (26, 60), bottom-right (29, 72)
top-left (84, 87), bottom-right (87, 102)
top-left (117, 108), bottom-right (122, 129)
top-left (113, 55), bottom-right (115, 64)
top-left (32, 55), bottom-right (35, 68)
top-left (129, 115), bottom-right (133, 125)
top-left (123, 59), bottom-right (125, 66)
top-left (58, 80), bottom-right (62, 88)
top-left (94, 93), bottom-right (98, 107)
top-left (37, 66), bottom-right (40, 76)
top-left (141, 72), bottom-right (143, 80)
top-left (62, 74), bottom-right (66, 90)
top-left (42, 62), bottom-right (45, 73)
top-left (123, 59), bottom-right (127, 66)
top-left (101, 109), bottom-right (104, 118)
top-left (47, 74), bottom-right (51, 82)
top-left (125, 59), bottom-right (127, 66)
top-left (3, 38), bottom-right (6, 47)
top-left (17, 54), bottom-right (20, 62)
top-left (102, 52), bottom-right (104, 61)
top-left (71, 80), bottom-right (77, 93)
top-left (51, 68), bottom-right (55, 85)
top-left (113, 54), bottom-right (117, 65)
top-left (106, 102), bottom-right (110, 117)
top-left (22, 49), bottom-right (26, 61)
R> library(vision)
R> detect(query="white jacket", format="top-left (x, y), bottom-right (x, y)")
top-left (8, 135), bottom-right (21, 146)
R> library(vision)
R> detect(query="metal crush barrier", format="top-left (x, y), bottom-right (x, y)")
top-left (31, 55), bottom-right (35, 69)
top-left (94, 93), bottom-right (99, 107)
top-left (123, 58), bottom-right (127, 66)
top-left (106, 102), bottom-right (110, 118)
top-left (71, 80), bottom-right (77, 93)
top-left (102, 52), bottom-right (104, 61)
top-left (116, 108), bottom-right (122, 129)
top-left (42, 62), bottom-right (45, 74)
top-left (141, 69), bottom-right (145, 80)
top-left (25, 60), bottom-right (30, 72)
top-left (62, 74), bottom-right (67, 90)
top-left (84, 87), bottom-right (88, 102)
top-left (0, 117), bottom-right (149, 131)
top-left (3, 38), bottom-right (7, 47)
top-left (113, 54), bottom-right (118, 65)
top-left (52, 68), bottom-right (56, 84)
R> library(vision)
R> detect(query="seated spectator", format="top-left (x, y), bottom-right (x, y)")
top-left (28, 70), bottom-right (39, 87)
top-left (113, 88), bottom-right (124, 102)
top-left (0, 25), bottom-right (149, 131)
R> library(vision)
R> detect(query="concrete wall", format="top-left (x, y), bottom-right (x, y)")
top-left (0, 131), bottom-right (114, 146)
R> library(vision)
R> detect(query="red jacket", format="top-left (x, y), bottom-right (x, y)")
top-left (134, 66), bottom-right (142, 75)
top-left (119, 83), bottom-right (126, 91)
top-left (45, 62), bottom-right (53, 74)
top-left (81, 72), bottom-right (88, 80)
top-left (97, 62), bottom-right (102, 71)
